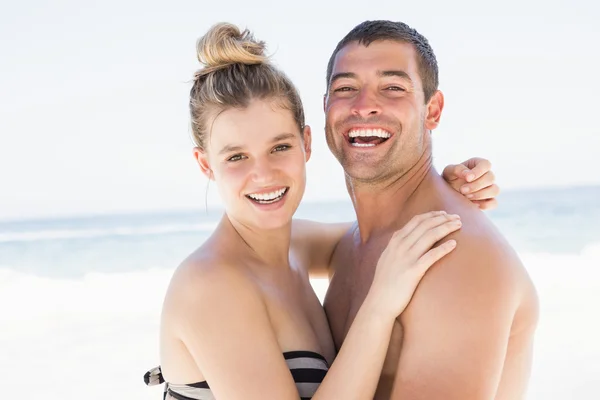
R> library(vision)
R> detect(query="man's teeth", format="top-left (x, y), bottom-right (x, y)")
top-left (247, 188), bottom-right (287, 202)
top-left (348, 129), bottom-right (391, 139)
top-left (352, 143), bottom-right (376, 147)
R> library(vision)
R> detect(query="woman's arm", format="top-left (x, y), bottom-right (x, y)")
top-left (167, 212), bottom-right (460, 400)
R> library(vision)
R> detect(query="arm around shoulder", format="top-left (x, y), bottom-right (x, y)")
top-left (291, 219), bottom-right (353, 279)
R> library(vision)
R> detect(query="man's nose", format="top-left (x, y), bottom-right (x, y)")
top-left (351, 89), bottom-right (381, 118)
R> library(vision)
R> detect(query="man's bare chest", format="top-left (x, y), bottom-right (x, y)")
top-left (323, 236), bottom-right (392, 346)
top-left (323, 234), bottom-right (405, 393)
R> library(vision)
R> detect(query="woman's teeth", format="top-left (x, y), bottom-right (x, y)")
top-left (247, 188), bottom-right (288, 203)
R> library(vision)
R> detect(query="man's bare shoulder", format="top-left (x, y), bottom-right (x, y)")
top-left (403, 206), bottom-right (538, 327)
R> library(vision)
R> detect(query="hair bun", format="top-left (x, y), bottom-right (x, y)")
top-left (196, 23), bottom-right (267, 76)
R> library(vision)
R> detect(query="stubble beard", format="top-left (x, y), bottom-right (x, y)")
top-left (326, 113), bottom-right (433, 191)
top-left (324, 117), bottom-right (404, 187)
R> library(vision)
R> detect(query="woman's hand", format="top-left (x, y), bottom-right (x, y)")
top-left (367, 211), bottom-right (461, 319)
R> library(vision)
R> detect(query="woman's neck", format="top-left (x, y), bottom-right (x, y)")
top-left (221, 213), bottom-right (292, 270)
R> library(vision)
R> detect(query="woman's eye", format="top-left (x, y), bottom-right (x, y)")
top-left (273, 144), bottom-right (291, 152)
top-left (227, 154), bottom-right (245, 162)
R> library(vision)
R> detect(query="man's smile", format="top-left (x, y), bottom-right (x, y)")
top-left (345, 128), bottom-right (393, 148)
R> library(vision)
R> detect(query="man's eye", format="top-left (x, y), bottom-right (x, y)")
top-left (334, 86), bottom-right (355, 92)
top-left (273, 144), bottom-right (291, 152)
top-left (227, 154), bottom-right (245, 162)
top-left (385, 86), bottom-right (406, 91)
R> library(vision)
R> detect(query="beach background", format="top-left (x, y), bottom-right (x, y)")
top-left (2, 0), bottom-right (599, 398)
top-left (1, 187), bottom-right (600, 399)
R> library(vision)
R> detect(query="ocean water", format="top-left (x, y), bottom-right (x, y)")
top-left (1, 185), bottom-right (599, 399)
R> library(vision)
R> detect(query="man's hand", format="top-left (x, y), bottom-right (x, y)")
top-left (442, 157), bottom-right (500, 210)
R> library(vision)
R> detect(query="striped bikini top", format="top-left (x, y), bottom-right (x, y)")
top-left (144, 350), bottom-right (329, 400)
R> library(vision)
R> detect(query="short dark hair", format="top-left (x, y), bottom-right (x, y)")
top-left (326, 20), bottom-right (439, 103)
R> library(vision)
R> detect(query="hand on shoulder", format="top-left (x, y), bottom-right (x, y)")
top-left (390, 221), bottom-right (538, 399)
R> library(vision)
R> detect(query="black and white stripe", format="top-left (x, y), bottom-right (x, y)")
top-left (144, 351), bottom-right (329, 400)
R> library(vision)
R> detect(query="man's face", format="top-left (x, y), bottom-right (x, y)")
top-left (324, 40), bottom-right (434, 184)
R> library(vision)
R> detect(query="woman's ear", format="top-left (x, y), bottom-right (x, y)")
top-left (193, 147), bottom-right (214, 180)
top-left (302, 125), bottom-right (312, 162)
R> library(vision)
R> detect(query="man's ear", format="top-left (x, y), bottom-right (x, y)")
top-left (193, 147), bottom-right (214, 180)
top-left (302, 125), bottom-right (312, 162)
top-left (323, 94), bottom-right (327, 113)
top-left (425, 90), bottom-right (444, 131)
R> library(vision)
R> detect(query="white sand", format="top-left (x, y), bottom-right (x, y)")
top-left (1, 246), bottom-right (599, 399)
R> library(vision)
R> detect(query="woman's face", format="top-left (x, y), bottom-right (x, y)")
top-left (197, 99), bottom-right (311, 231)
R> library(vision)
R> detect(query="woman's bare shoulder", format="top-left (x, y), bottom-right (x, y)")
top-left (163, 244), bottom-right (258, 319)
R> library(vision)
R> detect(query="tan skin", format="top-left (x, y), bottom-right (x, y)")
top-left (159, 102), bottom-right (501, 398)
top-left (322, 40), bottom-right (539, 400)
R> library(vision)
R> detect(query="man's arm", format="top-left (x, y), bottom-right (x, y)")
top-left (390, 231), bottom-right (538, 400)
top-left (291, 219), bottom-right (353, 279)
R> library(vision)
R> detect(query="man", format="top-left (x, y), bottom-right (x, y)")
top-left (322, 21), bottom-right (539, 399)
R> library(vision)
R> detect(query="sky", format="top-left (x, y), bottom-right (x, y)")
top-left (1, 0), bottom-right (599, 220)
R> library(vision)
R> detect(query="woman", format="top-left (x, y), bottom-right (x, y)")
top-left (145, 23), bottom-right (499, 399)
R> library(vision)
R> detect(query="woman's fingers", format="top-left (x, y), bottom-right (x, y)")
top-left (408, 218), bottom-right (462, 259)
top-left (395, 213), bottom-right (460, 251)
top-left (415, 239), bottom-right (457, 274)
top-left (387, 212), bottom-right (460, 259)
top-left (392, 210), bottom-right (447, 242)
top-left (370, 213), bottom-right (462, 318)
top-left (376, 213), bottom-right (456, 279)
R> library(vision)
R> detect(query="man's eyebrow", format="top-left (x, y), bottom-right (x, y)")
top-left (379, 70), bottom-right (413, 83)
top-left (330, 71), bottom-right (414, 86)
top-left (330, 72), bottom-right (357, 85)
top-left (218, 133), bottom-right (297, 155)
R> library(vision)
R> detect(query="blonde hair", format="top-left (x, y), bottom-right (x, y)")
top-left (190, 23), bottom-right (305, 149)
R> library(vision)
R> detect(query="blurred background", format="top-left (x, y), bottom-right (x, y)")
top-left (1, 0), bottom-right (599, 398)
